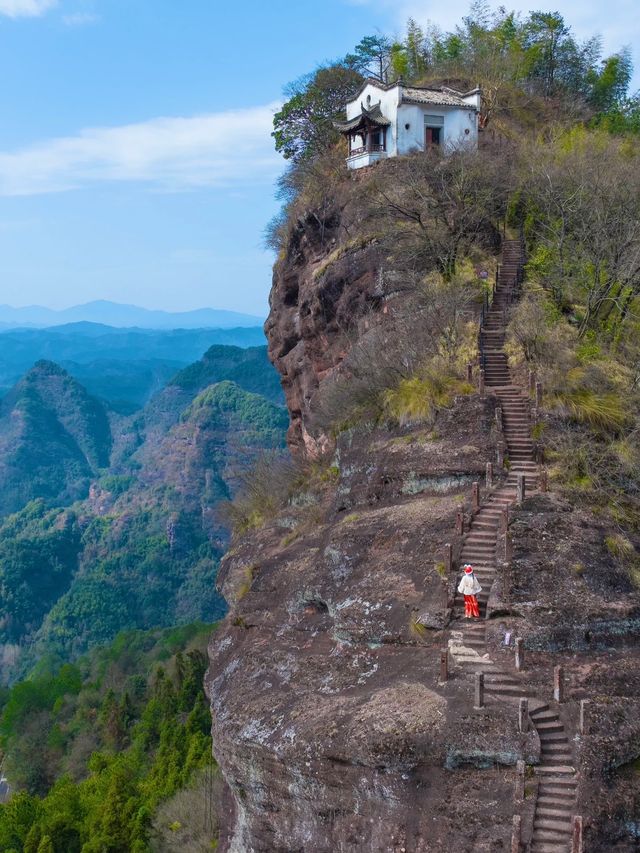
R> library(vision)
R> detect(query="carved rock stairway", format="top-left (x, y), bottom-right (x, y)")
top-left (449, 240), bottom-right (577, 853)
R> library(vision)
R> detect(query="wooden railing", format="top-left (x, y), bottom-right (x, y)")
top-left (348, 144), bottom-right (386, 156)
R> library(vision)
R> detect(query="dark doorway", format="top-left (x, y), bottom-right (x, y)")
top-left (425, 126), bottom-right (441, 147)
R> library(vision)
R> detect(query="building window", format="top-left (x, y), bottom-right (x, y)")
top-left (370, 129), bottom-right (383, 150)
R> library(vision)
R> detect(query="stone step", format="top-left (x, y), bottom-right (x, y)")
top-left (539, 732), bottom-right (570, 744)
top-left (538, 778), bottom-right (577, 790)
top-left (535, 765), bottom-right (575, 776)
top-left (466, 531), bottom-right (497, 539)
top-left (537, 797), bottom-right (574, 810)
top-left (534, 818), bottom-right (572, 832)
top-left (485, 683), bottom-right (528, 695)
top-left (532, 828), bottom-right (571, 842)
top-left (536, 807), bottom-right (574, 821)
top-left (536, 721), bottom-right (565, 734)
top-left (485, 675), bottom-right (521, 687)
top-left (457, 658), bottom-right (497, 668)
top-left (529, 844), bottom-right (571, 853)
top-left (540, 745), bottom-right (572, 757)
top-left (539, 785), bottom-right (577, 798)
top-left (461, 544), bottom-right (496, 552)
top-left (461, 549), bottom-right (496, 557)
top-left (459, 632), bottom-right (486, 643)
top-left (532, 712), bottom-right (562, 725)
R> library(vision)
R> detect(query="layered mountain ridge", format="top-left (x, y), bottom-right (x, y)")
top-left (0, 344), bottom-right (287, 682)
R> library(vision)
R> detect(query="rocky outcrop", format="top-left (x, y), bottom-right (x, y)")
top-left (209, 182), bottom-right (640, 852)
top-left (265, 204), bottom-right (385, 457)
top-left (206, 394), bottom-right (547, 851)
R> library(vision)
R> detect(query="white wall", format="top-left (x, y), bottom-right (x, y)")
top-left (346, 82), bottom-right (401, 156)
top-left (396, 104), bottom-right (478, 153)
top-left (345, 83), bottom-right (479, 160)
top-left (442, 106), bottom-right (478, 150)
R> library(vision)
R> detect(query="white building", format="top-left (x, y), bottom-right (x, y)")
top-left (335, 79), bottom-right (481, 170)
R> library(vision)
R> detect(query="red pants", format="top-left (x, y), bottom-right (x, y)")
top-left (464, 595), bottom-right (480, 618)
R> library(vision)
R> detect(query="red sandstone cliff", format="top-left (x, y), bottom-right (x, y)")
top-left (207, 195), bottom-right (640, 852)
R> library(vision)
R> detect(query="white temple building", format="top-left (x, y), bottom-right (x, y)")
top-left (335, 79), bottom-right (481, 170)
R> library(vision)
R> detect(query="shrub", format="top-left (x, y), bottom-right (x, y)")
top-left (605, 534), bottom-right (635, 561)
top-left (548, 388), bottom-right (629, 435)
top-left (222, 453), bottom-right (297, 537)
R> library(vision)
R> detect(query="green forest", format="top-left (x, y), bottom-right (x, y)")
top-left (0, 623), bottom-right (218, 853)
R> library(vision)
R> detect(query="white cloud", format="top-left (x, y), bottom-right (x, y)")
top-left (0, 104), bottom-right (283, 196)
top-left (0, 0), bottom-right (56, 17)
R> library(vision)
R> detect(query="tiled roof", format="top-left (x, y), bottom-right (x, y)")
top-left (401, 87), bottom-right (474, 109)
top-left (334, 103), bottom-right (391, 133)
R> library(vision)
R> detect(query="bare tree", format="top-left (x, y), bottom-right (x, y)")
top-left (362, 148), bottom-right (509, 280)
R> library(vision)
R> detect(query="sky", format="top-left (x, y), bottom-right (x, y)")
top-left (0, 0), bottom-right (637, 317)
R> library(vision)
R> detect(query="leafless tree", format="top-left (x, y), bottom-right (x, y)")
top-left (362, 148), bottom-right (510, 280)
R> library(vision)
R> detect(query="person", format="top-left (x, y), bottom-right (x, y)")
top-left (458, 564), bottom-right (482, 619)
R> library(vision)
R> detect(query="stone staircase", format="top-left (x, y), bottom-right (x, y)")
top-left (448, 239), bottom-right (578, 853)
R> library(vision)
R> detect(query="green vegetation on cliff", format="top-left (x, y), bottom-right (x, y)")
top-left (0, 623), bottom-right (218, 852)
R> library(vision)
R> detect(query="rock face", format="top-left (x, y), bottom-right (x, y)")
top-left (206, 386), bottom-right (538, 851)
top-left (208, 203), bottom-right (640, 851)
top-left (265, 205), bottom-right (384, 457)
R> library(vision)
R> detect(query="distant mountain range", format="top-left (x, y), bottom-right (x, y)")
top-left (0, 323), bottom-right (269, 409)
top-left (0, 300), bottom-right (264, 330)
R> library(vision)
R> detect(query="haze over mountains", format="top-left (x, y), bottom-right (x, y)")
top-left (0, 300), bottom-right (264, 330)
top-left (0, 323), bottom-right (268, 409)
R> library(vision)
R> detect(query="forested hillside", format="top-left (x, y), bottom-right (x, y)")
top-left (0, 623), bottom-right (218, 852)
top-left (0, 345), bottom-right (286, 684)
top-left (0, 324), bottom-right (267, 410)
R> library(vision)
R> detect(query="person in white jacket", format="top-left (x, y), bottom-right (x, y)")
top-left (458, 564), bottom-right (482, 618)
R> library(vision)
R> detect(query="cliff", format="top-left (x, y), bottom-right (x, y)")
top-left (207, 182), bottom-right (640, 852)
top-left (265, 201), bottom-right (384, 457)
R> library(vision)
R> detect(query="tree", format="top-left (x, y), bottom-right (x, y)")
top-left (272, 65), bottom-right (363, 163)
top-left (521, 129), bottom-right (640, 337)
top-left (524, 12), bottom-right (570, 96)
top-left (366, 148), bottom-right (506, 279)
top-left (345, 35), bottom-right (393, 82)
top-left (589, 49), bottom-right (633, 113)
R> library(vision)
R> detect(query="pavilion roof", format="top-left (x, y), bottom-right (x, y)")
top-left (334, 103), bottom-right (391, 134)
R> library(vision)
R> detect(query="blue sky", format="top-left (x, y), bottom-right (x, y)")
top-left (0, 0), bottom-right (637, 317)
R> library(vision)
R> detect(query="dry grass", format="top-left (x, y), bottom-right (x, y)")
top-left (222, 452), bottom-right (297, 537)
top-left (548, 388), bottom-right (629, 435)
top-left (409, 615), bottom-right (428, 639)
